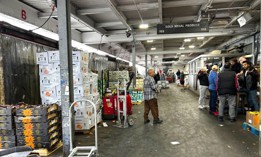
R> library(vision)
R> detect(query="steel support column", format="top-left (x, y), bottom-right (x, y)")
top-left (132, 37), bottom-right (136, 87)
top-left (57, 0), bottom-right (74, 156)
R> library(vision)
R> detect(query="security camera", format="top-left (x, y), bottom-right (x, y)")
top-left (125, 30), bottom-right (131, 38)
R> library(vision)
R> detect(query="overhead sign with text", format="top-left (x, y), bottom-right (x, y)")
top-left (157, 21), bottom-right (209, 34)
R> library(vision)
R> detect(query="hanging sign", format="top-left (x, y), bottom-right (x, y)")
top-left (157, 21), bottom-right (209, 34)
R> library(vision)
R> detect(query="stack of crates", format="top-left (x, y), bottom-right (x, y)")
top-left (15, 104), bottom-right (61, 150)
top-left (0, 106), bottom-right (16, 149)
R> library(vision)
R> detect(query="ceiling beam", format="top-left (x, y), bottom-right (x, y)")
top-left (163, 0), bottom-right (246, 8)
top-left (217, 34), bottom-right (250, 49)
top-left (38, 5), bottom-right (107, 35)
top-left (105, 0), bottom-right (132, 30)
top-left (82, 26), bottom-right (256, 44)
top-left (118, 2), bottom-right (158, 12)
top-left (158, 0), bottom-right (163, 24)
top-left (77, 8), bottom-right (111, 15)
top-left (138, 49), bottom-right (207, 55)
top-left (96, 21), bottom-right (122, 28)
top-left (199, 37), bottom-right (215, 48)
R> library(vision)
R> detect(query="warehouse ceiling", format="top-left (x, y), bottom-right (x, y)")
top-left (6, 0), bottom-right (261, 66)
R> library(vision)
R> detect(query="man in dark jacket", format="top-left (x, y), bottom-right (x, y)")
top-left (217, 63), bottom-right (238, 122)
top-left (241, 61), bottom-right (259, 111)
top-left (197, 67), bottom-right (209, 109)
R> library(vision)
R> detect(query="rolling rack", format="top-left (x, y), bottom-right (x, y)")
top-left (68, 99), bottom-right (98, 157)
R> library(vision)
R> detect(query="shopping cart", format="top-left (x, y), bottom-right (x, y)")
top-left (68, 99), bottom-right (98, 157)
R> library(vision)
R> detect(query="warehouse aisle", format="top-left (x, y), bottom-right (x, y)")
top-left (51, 84), bottom-right (258, 157)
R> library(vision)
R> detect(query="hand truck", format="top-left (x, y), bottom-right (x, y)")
top-left (68, 99), bottom-right (98, 157)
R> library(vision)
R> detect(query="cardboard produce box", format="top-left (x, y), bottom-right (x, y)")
top-left (246, 111), bottom-right (260, 129)
top-left (0, 135), bottom-right (16, 142)
top-left (17, 131), bottom-right (60, 143)
top-left (17, 138), bottom-right (60, 149)
top-left (0, 129), bottom-right (15, 136)
top-left (16, 104), bottom-right (58, 116)
top-left (0, 122), bottom-right (13, 130)
top-left (0, 107), bottom-right (14, 116)
top-left (0, 141), bottom-right (16, 149)
top-left (16, 125), bottom-right (59, 136)
top-left (0, 116), bottom-right (13, 123)
top-left (16, 118), bottom-right (59, 130)
top-left (15, 113), bottom-right (58, 123)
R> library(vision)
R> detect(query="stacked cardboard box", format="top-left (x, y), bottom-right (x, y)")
top-left (246, 111), bottom-right (260, 129)
top-left (108, 71), bottom-right (129, 90)
top-left (37, 51), bottom-right (102, 131)
top-left (15, 104), bottom-right (61, 149)
top-left (130, 90), bottom-right (143, 104)
top-left (37, 51), bottom-right (90, 105)
top-left (135, 79), bottom-right (144, 90)
top-left (0, 106), bottom-right (16, 149)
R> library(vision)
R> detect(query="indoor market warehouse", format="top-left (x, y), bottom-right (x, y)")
top-left (0, 0), bottom-right (260, 157)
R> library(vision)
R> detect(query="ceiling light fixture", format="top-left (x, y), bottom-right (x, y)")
top-left (179, 47), bottom-right (185, 50)
top-left (132, 0), bottom-right (149, 29)
top-left (154, 55), bottom-right (158, 58)
top-left (184, 39), bottom-right (191, 42)
top-left (197, 37), bottom-right (205, 40)
top-left (151, 47), bottom-right (156, 51)
top-left (147, 40), bottom-right (154, 43)
top-left (139, 23), bottom-right (149, 29)
top-left (181, 55), bottom-right (186, 57)
top-left (189, 45), bottom-right (195, 49)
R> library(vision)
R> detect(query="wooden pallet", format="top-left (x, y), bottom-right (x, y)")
top-left (75, 121), bottom-right (102, 135)
top-left (242, 122), bottom-right (259, 136)
top-left (132, 101), bottom-right (143, 105)
top-left (31, 141), bottom-right (63, 156)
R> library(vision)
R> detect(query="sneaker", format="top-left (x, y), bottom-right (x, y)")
top-left (153, 119), bottom-right (163, 124)
top-left (230, 118), bottom-right (236, 122)
top-left (144, 119), bottom-right (150, 124)
top-left (198, 106), bottom-right (204, 109)
top-left (218, 116), bottom-right (224, 122)
top-left (212, 112), bottom-right (219, 116)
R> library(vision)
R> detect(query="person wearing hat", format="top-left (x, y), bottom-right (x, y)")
top-left (208, 65), bottom-right (219, 116)
top-left (197, 67), bottom-right (209, 109)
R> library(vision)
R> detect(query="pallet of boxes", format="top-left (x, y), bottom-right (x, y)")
top-left (15, 103), bottom-right (62, 156)
top-left (37, 51), bottom-right (102, 134)
top-left (242, 111), bottom-right (260, 136)
top-left (0, 106), bottom-right (16, 149)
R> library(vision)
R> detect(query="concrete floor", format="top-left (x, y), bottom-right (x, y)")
top-left (51, 84), bottom-right (259, 157)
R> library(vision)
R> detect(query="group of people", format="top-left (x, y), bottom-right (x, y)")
top-left (198, 57), bottom-right (259, 122)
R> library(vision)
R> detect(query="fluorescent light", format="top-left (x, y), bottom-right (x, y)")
top-left (154, 56), bottom-right (158, 58)
top-left (147, 40), bottom-right (154, 43)
top-left (197, 37), bottom-right (205, 40)
top-left (151, 47), bottom-right (156, 51)
top-left (179, 47), bottom-right (185, 50)
top-left (189, 45), bottom-right (195, 49)
top-left (184, 39), bottom-right (191, 42)
top-left (139, 23), bottom-right (149, 29)
top-left (181, 55), bottom-right (186, 57)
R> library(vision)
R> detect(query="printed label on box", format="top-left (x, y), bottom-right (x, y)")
top-left (48, 51), bottom-right (60, 63)
top-left (36, 52), bottom-right (48, 64)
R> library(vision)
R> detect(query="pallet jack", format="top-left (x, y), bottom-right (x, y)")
top-left (68, 99), bottom-right (98, 157)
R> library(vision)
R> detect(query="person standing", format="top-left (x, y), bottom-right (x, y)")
top-left (230, 58), bottom-right (241, 74)
top-left (217, 63), bottom-right (238, 122)
top-left (197, 67), bottom-right (209, 109)
top-left (241, 61), bottom-right (259, 111)
top-left (179, 71), bottom-right (185, 86)
top-left (208, 65), bottom-right (219, 116)
top-left (144, 69), bottom-right (163, 124)
top-left (176, 69), bottom-right (181, 80)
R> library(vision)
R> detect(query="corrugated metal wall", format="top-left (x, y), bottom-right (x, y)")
top-left (0, 34), bottom-right (54, 104)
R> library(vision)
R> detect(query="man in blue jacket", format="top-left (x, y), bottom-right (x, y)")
top-left (208, 65), bottom-right (218, 116)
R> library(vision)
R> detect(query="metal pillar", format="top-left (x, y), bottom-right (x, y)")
top-left (57, 0), bottom-right (74, 156)
top-left (132, 36), bottom-right (136, 87)
top-left (145, 54), bottom-right (148, 76)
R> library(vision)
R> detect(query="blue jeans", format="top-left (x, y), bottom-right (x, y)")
top-left (248, 90), bottom-right (259, 111)
top-left (209, 90), bottom-right (217, 112)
